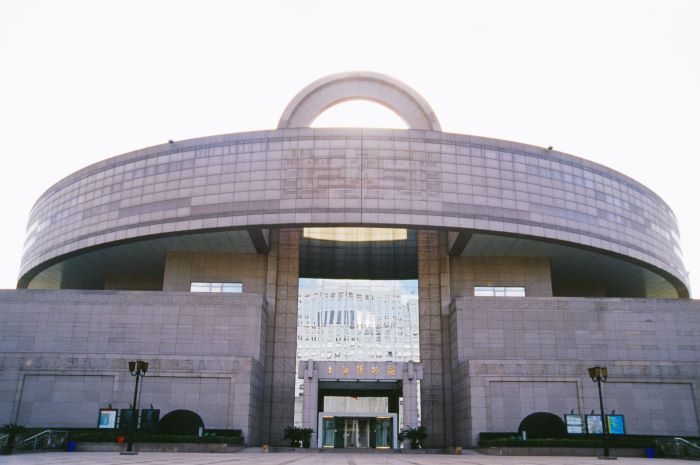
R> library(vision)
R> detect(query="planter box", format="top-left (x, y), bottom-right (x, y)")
top-left (76, 442), bottom-right (243, 453)
top-left (477, 446), bottom-right (645, 457)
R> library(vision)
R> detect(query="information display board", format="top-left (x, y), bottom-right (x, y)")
top-left (140, 409), bottom-right (160, 433)
top-left (565, 414), bottom-right (585, 434)
top-left (586, 414), bottom-right (603, 434)
top-left (97, 409), bottom-right (117, 429)
top-left (584, 414), bottom-right (626, 435)
top-left (119, 408), bottom-right (137, 431)
top-left (607, 415), bottom-right (625, 434)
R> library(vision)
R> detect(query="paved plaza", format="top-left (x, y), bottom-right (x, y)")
top-left (0, 452), bottom-right (685, 465)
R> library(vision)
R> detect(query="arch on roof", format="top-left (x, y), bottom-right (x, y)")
top-left (278, 71), bottom-right (442, 131)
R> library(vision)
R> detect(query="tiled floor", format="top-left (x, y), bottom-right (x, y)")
top-left (0, 451), bottom-right (682, 465)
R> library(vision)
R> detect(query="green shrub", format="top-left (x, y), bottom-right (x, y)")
top-left (283, 426), bottom-right (313, 448)
top-left (67, 431), bottom-right (243, 444)
top-left (205, 429), bottom-right (242, 437)
top-left (479, 436), bottom-right (655, 449)
top-left (0, 424), bottom-right (28, 455)
top-left (398, 426), bottom-right (428, 449)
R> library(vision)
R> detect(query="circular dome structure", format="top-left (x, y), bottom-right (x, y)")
top-left (19, 72), bottom-right (688, 298)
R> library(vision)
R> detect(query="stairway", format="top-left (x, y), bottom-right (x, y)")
top-left (655, 437), bottom-right (700, 460)
top-left (13, 430), bottom-right (69, 453)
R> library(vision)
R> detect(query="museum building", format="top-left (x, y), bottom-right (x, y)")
top-left (1, 72), bottom-right (699, 448)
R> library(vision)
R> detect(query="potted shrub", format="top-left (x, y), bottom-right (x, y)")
top-left (283, 426), bottom-right (303, 448)
top-left (398, 425), bottom-right (427, 449)
top-left (0, 424), bottom-right (28, 455)
top-left (283, 426), bottom-right (313, 448)
top-left (300, 427), bottom-right (313, 448)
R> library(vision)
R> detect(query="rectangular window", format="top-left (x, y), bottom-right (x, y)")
top-left (474, 286), bottom-right (525, 297)
top-left (190, 282), bottom-right (242, 293)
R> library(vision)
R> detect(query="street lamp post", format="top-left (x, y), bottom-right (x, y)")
top-left (588, 366), bottom-right (616, 460)
top-left (122, 360), bottom-right (148, 455)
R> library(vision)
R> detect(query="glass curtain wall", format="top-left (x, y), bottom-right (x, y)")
top-left (297, 279), bottom-right (419, 362)
top-left (295, 278), bottom-right (419, 424)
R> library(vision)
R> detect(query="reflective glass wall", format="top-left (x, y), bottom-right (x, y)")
top-left (295, 278), bottom-right (419, 423)
top-left (295, 228), bottom-right (421, 426)
top-left (297, 279), bottom-right (419, 362)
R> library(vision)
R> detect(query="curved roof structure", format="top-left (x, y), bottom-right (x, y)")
top-left (19, 72), bottom-right (689, 298)
top-left (278, 71), bottom-right (441, 131)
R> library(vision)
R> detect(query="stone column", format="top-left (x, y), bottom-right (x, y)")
top-left (262, 228), bottom-right (300, 446)
top-left (438, 231), bottom-right (454, 446)
top-left (402, 361), bottom-right (419, 428)
top-left (301, 360), bottom-right (318, 446)
top-left (417, 229), bottom-right (453, 447)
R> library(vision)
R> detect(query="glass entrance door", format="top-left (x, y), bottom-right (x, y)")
top-left (321, 417), bottom-right (335, 447)
top-left (319, 414), bottom-right (396, 448)
top-left (343, 418), bottom-right (371, 448)
top-left (375, 417), bottom-right (393, 448)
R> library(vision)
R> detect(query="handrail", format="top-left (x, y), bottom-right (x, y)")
top-left (655, 437), bottom-right (700, 459)
top-left (14, 429), bottom-right (68, 452)
top-left (0, 433), bottom-right (8, 447)
top-left (675, 437), bottom-right (700, 449)
top-left (17, 430), bottom-right (53, 445)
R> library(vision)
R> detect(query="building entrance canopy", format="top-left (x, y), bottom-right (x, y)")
top-left (298, 360), bottom-right (422, 448)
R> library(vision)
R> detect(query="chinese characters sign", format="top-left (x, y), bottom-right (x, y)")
top-left (325, 363), bottom-right (399, 378)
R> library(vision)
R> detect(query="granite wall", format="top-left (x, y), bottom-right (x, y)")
top-left (20, 129), bottom-right (687, 295)
top-left (450, 296), bottom-right (700, 446)
top-left (0, 289), bottom-right (267, 444)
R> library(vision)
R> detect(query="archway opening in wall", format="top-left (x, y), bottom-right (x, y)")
top-left (158, 409), bottom-right (204, 436)
top-left (310, 100), bottom-right (409, 129)
top-left (517, 412), bottom-right (567, 439)
top-left (295, 227), bottom-right (421, 441)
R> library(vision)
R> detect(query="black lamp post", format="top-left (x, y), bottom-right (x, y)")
top-left (123, 360), bottom-right (148, 455)
top-left (588, 366), bottom-right (616, 460)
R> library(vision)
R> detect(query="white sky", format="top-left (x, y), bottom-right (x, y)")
top-left (1, 0), bottom-right (698, 295)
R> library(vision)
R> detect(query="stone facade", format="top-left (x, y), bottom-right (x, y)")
top-left (162, 251), bottom-right (267, 293)
top-left (1, 72), bottom-right (698, 448)
top-left (19, 130), bottom-right (687, 295)
top-left (450, 296), bottom-right (700, 445)
top-left (450, 256), bottom-right (553, 298)
top-left (417, 230), bottom-right (454, 447)
top-left (0, 290), bottom-right (266, 444)
top-left (261, 228), bottom-right (300, 445)
top-left (4, 269), bottom-right (699, 447)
